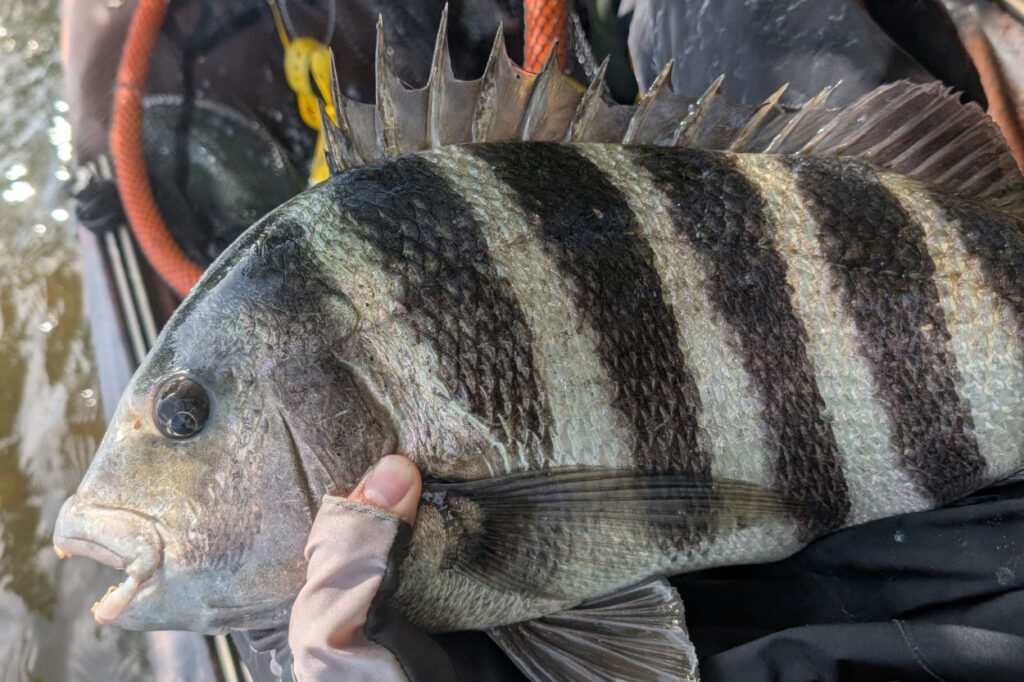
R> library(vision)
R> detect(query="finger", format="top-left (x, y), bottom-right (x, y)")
top-left (348, 455), bottom-right (422, 526)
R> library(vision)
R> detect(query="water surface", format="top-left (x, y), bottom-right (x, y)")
top-left (0, 1), bottom-right (153, 680)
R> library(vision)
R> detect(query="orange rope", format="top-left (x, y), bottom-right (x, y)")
top-left (109, 0), bottom-right (572, 298)
top-left (111, 0), bottom-right (203, 298)
top-left (524, 0), bottom-right (570, 72)
top-left (963, 32), bottom-right (1024, 173)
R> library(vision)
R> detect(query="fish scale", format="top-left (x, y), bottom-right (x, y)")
top-left (52, 14), bottom-right (1024, 682)
top-left (470, 142), bottom-right (710, 477)
top-left (264, 141), bottom-right (1022, 629)
top-left (334, 156), bottom-right (554, 466)
top-left (629, 146), bottom-right (851, 536)
top-left (793, 157), bottom-right (987, 505)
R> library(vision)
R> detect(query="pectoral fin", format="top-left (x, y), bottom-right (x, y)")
top-left (421, 468), bottom-right (803, 597)
top-left (487, 578), bottom-right (699, 682)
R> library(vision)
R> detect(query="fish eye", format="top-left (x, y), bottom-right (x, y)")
top-left (153, 375), bottom-right (210, 439)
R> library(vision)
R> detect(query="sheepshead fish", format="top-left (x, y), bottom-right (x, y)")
top-left (54, 19), bottom-right (1024, 682)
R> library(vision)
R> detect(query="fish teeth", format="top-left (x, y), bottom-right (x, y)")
top-left (54, 544), bottom-right (69, 559)
top-left (91, 576), bottom-right (140, 624)
top-left (91, 583), bottom-right (120, 614)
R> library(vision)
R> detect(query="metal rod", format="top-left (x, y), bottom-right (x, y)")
top-left (118, 224), bottom-right (160, 349)
top-left (103, 230), bottom-right (148, 365)
top-left (214, 635), bottom-right (241, 682)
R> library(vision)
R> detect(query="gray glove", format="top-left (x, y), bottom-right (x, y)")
top-left (288, 456), bottom-right (455, 682)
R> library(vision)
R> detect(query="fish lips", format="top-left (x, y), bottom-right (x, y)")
top-left (53, 494), bottom-right (165, 625)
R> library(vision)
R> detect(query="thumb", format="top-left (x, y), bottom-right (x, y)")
top-left (348, 454), bottom-right (422, 526)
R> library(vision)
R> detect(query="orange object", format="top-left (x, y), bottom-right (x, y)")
top-left (111, 0), bottom-right (203, 298)
top-left (962, 30), bottom-right (1024, 172)
top-left (108, 0), bottom-right (574, 297)
top-left (524, 0), bottom-right (570, 72)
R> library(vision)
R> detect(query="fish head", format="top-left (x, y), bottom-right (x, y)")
top-left (54, 211), bottom-right (395, 633)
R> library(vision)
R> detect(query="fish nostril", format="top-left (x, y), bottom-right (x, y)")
top-left (133, 417), bottom-right (142, 430)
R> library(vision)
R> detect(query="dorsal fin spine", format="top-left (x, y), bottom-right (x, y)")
top-left (317, 99), bottom-right (345, 174)
top-left (426, 4), bottom-right (452, 149)
top-left (672, 74), bottom-right (723, 147)
top-left (764, 82), bottom-right (837, 153)
top-left (728, 83), bottom-right (787, 152)
top-left (796, 106), bottom-right (851, 155)
top-left (472, 24), bottom-right (507, 143)
top-left (519, 40), bottom-right (563, 141)
top-left (324, 51), bottom-right (364, 168)
top-left (623, 60), bottom-right (674, 145)
top-left (374, 17), bottom-right (401, 157)
top-left (565, 56), bottom-right (610, 142)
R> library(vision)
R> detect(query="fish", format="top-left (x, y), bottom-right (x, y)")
top-left (53, 16), bottom-right (1024, 682)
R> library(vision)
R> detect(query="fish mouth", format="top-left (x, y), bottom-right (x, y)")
top-left (53, 495), bottom-right (165, 625)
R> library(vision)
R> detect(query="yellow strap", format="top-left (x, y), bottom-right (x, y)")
top-left (267, 0), bottom-right (291, 48)
top-left (268, 0), bottom-right (336, 183)
top-left (308, 129), bottom-right (330, 184)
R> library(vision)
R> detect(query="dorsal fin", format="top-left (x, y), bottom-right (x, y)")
top-left (317, 10), bottom-right (1024, 215)
top-left (519, 41), bottom-right (582, 141)
top-left (762, 82), bottom-right (839, 154)
top-left (425, 3), bottom-right (452, 149)
top-left (565, 56), bottom-right (610, 142)
top-left (672, 75), bottom-right (724, 148)
top-left (728, 83), bottom-right (787, 151)
top-left (744, 80), bottom-right (1024, 214)
top-left (623, 60), bottom-right (674, 144)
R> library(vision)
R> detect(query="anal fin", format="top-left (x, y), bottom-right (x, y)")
top-left (487, 578), bottom-right (699, 682)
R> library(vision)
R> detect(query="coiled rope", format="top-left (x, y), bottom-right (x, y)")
top-left (111, 0), bottom-right (203, 298)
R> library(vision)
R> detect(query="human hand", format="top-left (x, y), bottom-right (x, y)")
top-left (288, 455), bottom-right (430, 682)
top-left (345, 454), bottom-right (422, 526)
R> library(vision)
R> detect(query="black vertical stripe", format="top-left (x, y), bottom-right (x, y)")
top-left (793, 157), bottom-right (986, 504)
top-left (470, 143), bottom-right (711, 480)
top-left (632, 147), bottom-right (850, 537)
top-left (932, 194), bottom-right (1024, 325)
top-left (325, 154), bottom-right (553, 465)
